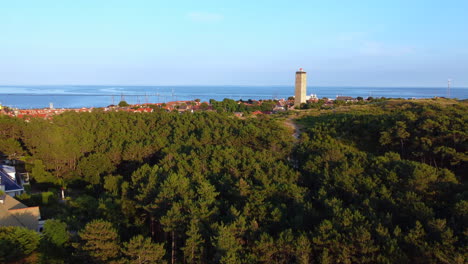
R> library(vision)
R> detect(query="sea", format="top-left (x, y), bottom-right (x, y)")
top-left (0, 85), bottom-right (466, 109)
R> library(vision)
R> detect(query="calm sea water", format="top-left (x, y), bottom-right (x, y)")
top-left (0, 85), bottom-right (466, 109)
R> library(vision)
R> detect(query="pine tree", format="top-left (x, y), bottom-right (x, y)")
top-left (77, 219), bottom-right (121, 263)
top-left (40, 219), bottom-right (70, 262)
top-left (0, 226), bottom-right (40, 263)
top-left (123, 235), bottom-right (166, 264)
top-left (42, 219), bottom-right (69, 247)
top-left (213, 223), bottom-right (243, 264)
top-left (295, 234), bottom-right (311, 264)
top-left (183, 219), bottom-right (204, 264)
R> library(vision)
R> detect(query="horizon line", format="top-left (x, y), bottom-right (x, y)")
top-left (0, 84), bottom-right (467, 89)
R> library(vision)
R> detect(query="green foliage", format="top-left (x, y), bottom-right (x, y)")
top-left (213, 223), bottom-right (243, 264)
top-left (41, 191), bottom-right (55, 204)
top-left (209, 98), bottom-right (276, 113)
top-left (77, 153), bottom-right (113, 185)
top-left (182, 219), bottom-right (204, 264)
top-left (254, 230), bottom-right (298, 263)
top-left (299, 100), bottom-right (467, 177)
top-left (43, 219), bottom-right (69, 247)
top-left (104, 174), bottom-right (123, 196)
top-left (0, 99), bottom-right (465, 263)
top-left (123, 235), bottom-right (166, 264)
top-left (0, 138), bottom-right (24, 156)
top-left (119, 100), bottom-right (130, 107)
top-left (0, 116), bottom-right (25, 156)
top-left (31, 159), bottom-right (57, 184)
top-left (40, 220), bottom-right (70, 263)
top-left (295, 234), bottom-right (312, 264)
top-left (0, 226), bottom-right (40, 263)
top-left (295, 100), bottom-right (466, 263)
top-left (76, 219), bottom-right (120, 263)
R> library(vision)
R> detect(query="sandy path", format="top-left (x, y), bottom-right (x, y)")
top-left (283, 118), bottom-right (302, 139)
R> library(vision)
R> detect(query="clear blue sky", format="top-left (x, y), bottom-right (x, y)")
top-left (1, 0), bottom-right (467, 87)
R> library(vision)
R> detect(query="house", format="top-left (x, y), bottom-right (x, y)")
top-left (0, 165), bottom-right (16, 179)
top-left (335, 96), bottom-right (355, 102)
top-left (177, 104), bottom-right (189, 112)
top-left (0, 193), bottom-right (44, 232)
top-left (306, 94), bottom-right (319, 103)
top-left (273, 103), bottom-right (286, 112)
top-left (0, 166), bottom-right (24, 197)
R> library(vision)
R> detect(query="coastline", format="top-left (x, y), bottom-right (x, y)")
top-left (0, 86), bottom-right (466, 109)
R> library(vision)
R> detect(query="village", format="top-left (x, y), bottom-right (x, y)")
top-left (0, 95), bottom-right (364, 120)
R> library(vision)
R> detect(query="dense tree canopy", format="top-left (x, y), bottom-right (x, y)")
top-left (0, 98), bottom-right (466, 263)
top-left (0, 226), bottom-right (40, 263)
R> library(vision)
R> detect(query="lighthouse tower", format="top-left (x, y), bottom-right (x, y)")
top-left (294, 68), bottom-right (307, 108)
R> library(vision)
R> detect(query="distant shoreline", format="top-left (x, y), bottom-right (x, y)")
top-left (0, 86), bottom-right (466, 109)
top-left (1, 85), bottom-right (467, 88)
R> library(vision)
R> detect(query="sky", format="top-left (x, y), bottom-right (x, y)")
top-left (1, 0), bottom-right (468, 87)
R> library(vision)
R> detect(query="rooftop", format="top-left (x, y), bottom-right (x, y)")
top-left (0, 194), bottom-right (41, 231)
top-left (0, 169), bottom-right (22, 192)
